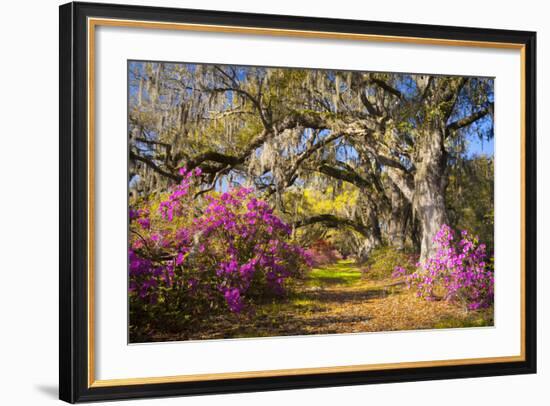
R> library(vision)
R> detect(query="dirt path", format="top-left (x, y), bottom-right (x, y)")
top-left (179, 260), bottom-right (492, 341)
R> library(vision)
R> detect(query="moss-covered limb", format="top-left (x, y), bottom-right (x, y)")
top-left (294, 214), bottom-right (371, 237)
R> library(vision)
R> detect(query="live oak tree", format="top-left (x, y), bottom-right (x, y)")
top-left (129, 62), bottom-right (493, 263)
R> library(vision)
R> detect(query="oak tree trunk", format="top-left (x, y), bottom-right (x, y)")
top-left (414, 128), bottom-right (448, 264)
top-left (357, 234), bottom-right (381, 262)
top-left (357, 200), bottom-right (382, 262)
top-left (388, 184), bottom-right (408, 250)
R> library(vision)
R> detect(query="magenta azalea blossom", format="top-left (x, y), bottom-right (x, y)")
top-left (128, 168), bottom-right (309, 319)
top-left (402, 224), bottom-right (494, 310)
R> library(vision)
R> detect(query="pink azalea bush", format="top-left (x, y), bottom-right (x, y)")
top-left (394, 224), bottom-right (494, 311)
top-left (304, 239), bottom-right (342, 266)
top-left (129, 168), bottom-right (310, 338)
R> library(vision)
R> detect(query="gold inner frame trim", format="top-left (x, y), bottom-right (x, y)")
top-left (87, 17), bottom-right (527, 388)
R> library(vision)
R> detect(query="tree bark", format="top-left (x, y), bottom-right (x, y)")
top-left (414, 128), bottom-right (448, 263)
top-left (387, 184), bottom-right (408, 250)
top-left (357, 234), bottom-right (381, 263)
top-left (294, 214), bottom-right (371, 236)
top-left (356, 199), bottom-right (382, 261)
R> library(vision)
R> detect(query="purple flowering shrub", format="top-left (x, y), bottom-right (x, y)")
top-left (394, 224), bottom-right (494, 311)
top-left (129, 168), bottom-right (310, 338)
top-left (304, 239), bottom-right (342, 266)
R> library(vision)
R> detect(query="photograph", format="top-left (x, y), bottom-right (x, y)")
top-left (127, 61), bottom-right (495, 343)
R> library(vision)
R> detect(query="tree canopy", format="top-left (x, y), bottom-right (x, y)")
top-left (128, 61), bottom-right (494, 262)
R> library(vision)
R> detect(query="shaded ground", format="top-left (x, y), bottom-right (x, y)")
top-left (152, 260), bottom-right (493, 341)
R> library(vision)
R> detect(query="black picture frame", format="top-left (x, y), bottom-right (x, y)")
top-left (59, 1), bottom-right (537, 403)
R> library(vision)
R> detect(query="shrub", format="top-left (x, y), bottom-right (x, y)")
top-left (361, 246), bottom-right (417, 280)
top-left (129, 168), bottom-right (310, 338)
top-left (304, 239), bottom-right (342, 266)
top-left (396, 224), bottom-right (494, 310)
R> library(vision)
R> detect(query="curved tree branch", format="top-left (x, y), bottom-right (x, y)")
top-left (369, 78), bottom-right (403, 99)
top-left (294, 214), bottom-right (370, 237)
top-left (317, 162), bottom-right (371, 189)
top-left (129, 150), bottom-right (181, 182)
top-left (446, 103), bottom-right (494, 132)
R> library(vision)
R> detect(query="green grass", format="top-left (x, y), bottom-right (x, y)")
top-left (362, 246), bottom-right (416, 280)
top-left (292, 297), bottom-right (316, 307)
top-left (433, 310), bottom-right (494, 329)
top-left (307, 260), bottom-right (363, 287)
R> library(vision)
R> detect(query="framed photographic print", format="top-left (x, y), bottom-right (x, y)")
top-left (59, 1), bottom-right (537, 403)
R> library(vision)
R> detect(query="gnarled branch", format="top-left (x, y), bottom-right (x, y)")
top-left (446, 103), bottom-right (494, 132)
top-left (294, 214), bottom-right (370, 237)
